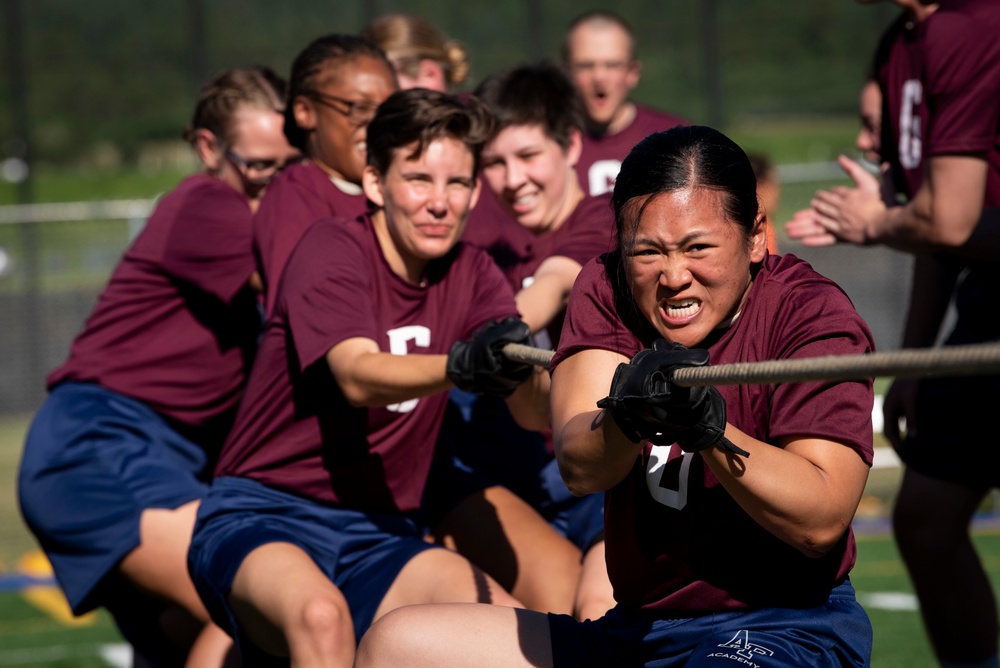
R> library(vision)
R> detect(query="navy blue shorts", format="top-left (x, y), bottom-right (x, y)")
top-left (188, 476), bottom-right (439, 659)
top-left (547, 579), bottom-right (871, 667)
top-left (17, 382), bottom-right (209, 615)
top-left (425, 390), bottom-right (605, 553)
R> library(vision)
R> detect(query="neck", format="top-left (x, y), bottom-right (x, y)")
top-left (590, 101), bottom-right (637, 137)
top-left (371, 209), bottom-right (427, 285)
top-left (537, 176), bottom-right (585, 236)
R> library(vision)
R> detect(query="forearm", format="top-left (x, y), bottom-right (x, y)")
top-left (515, 258), bottom-right (581, 334)
top-left (875, 156), bottom-right (986, 251)
top-left (555, 408), bottom-right (643, 496)
top-left (702, 428), bottom-right (869, 558)
top-left (328, 346), bottom-right (452, 408)
top-left (505, 368), bottom-right (551, 431)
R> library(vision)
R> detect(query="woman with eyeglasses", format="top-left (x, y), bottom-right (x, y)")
top-left (18, 66), bottom-right (297, 668)
top-left (252, 34), bottom-right (398, 315)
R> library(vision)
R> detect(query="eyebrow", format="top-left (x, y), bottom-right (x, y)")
top-left (634, 229), bottom-right (711, 248)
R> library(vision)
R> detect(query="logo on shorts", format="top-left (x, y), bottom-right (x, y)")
top-left (705, 630), bottom-right (775, 666)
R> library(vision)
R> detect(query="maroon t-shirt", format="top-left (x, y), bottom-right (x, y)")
top-left (576, 104), bottom-right (688, 196)
top-left (251, 161), bottom-right (369, 314)
top-left (48, 173), bottom-right (260, 449)
top-left (879, 1), bottom-right (1000, 202)
top-left (216, 214), bottom-right (518, 514)
top-left (464, 193), bottom-right (615, 346)
top-left (878, 0), bottom-right (1000, 343)
top-left (552, 253), bottom-right (875, 613)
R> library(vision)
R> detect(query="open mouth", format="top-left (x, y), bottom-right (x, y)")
top-left (660, 298), bottom-right (702, 324)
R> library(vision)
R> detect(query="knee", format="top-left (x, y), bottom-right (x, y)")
top-left (298, 595), bottom-right (353, 641)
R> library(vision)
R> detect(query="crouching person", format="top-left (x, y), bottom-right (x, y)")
top-left (187, 89), bottom-right (542, 667)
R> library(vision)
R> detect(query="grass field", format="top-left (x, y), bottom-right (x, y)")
top-left (2, 413), bottom-right (999, 666)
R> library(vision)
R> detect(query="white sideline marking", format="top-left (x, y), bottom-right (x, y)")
top-left (0, 642), bottom-right (130, 666)
top-left (858, 591), bottom-right (919, 611)
top-left (100, 643), bottom-right (132, 668)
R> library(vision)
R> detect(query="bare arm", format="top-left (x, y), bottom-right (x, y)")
top-left (515, 256), bottom-right (583, 334)
top-left (702, 428), bottom-right (870, 558)
top-left (552, 347), bottom-right (870, 557)
top-left (551, 348), bottom-right (643, 496)
top-left (505, 367), bottom-right (551, 432)
top-left (326, 337), bottom-right (451, 408)
top-left (790, 154), bottom-right (992, 254)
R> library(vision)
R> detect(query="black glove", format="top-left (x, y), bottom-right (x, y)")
top-left (597, 339), bottom-right (749, 457)
top-left (447, 317), bottom-right (533, 397)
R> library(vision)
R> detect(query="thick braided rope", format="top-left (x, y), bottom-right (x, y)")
top-left (502, 341), bottom-right (1000, 387)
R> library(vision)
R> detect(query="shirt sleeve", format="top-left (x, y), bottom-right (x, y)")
top-left (161, 179), bottom-right (255, 304)
top-left (552, 256), bottom-right (644, 368)
top-left (280, 220), bottom-right (377, 372)
top-left (924, 10), bottom-right (1000, 155)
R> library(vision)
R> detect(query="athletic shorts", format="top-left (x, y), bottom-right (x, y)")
top-left (899, 372), bottom-right (1000, 488)
top-left (424, 389), bottom-right (605, 553)
top-left (188, 476), bottom-right (438, 660)
top-left (547, 579), bottom-right (872, 667)
top-left (17, 382), bottom-right (209, 615)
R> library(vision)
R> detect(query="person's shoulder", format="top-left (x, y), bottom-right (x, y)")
top-left (924, 0), bottom-right (1000, 46)
top-left (159, 173), bottom-right (249, 225)
top-left (566, 193), bottom-right (616, 234)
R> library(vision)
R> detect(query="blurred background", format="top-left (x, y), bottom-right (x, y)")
top-left (0, 0), bottom-right (908, 414)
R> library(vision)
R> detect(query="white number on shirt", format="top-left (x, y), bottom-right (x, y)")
top-left (898, 79), bottom-right (923, 170)
top-left (588, 159), bottom-right (622, 196)
top-left (386, 325), bottom-right (431, 413)
top-left (646, 443), bottom-right (694, 510)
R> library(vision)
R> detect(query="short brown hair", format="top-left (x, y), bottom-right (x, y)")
top-left (366, 88), bottom-right (493, 176)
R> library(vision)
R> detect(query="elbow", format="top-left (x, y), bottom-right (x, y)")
top-left (556, 457), bottom-right (605, 497)
top-left (793, 521), bottom-right (851, 559)
top-left (339, 381), bottom-right (377, 408)
top-left (930, 224), bottom-right (974, 249)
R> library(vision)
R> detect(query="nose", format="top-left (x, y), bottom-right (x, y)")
top-left (505, 159), bottom-right (527, 192)
top-left (426, 184), bottom-right (448, 218)
top-left (658, 255), bottom-right (691, 291)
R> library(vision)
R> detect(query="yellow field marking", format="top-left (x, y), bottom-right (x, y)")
top-left (16, 551), bottom-right (96, 627)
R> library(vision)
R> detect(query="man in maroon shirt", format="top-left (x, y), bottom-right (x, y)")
top-left (188, 89), bottom-right (546, 667)
top-left (788, 2), bottom-right (1000, 664)
top-left (562, 11), bottom-right (688, 197)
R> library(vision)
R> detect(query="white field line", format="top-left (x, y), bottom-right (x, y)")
top-left (857, 591), bottom-right (919, 611)
top-left (0, 642), bottom-right (130, 667)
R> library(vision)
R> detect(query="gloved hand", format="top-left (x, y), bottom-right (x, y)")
top-left (447, 317), bottom-right (533, 397)
top-left (597, 339), bottom-right (749, 457)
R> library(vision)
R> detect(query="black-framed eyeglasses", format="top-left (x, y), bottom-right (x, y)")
top-left (303, 90), bottom-right (380, 125)
top-left (225, 149), bottom-right (286, 186)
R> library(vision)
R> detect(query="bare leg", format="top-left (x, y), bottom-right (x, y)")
top-left (117, 500), bottom-right (234, 666)
top-left (574, 541), bottom-right (615, 621)
top-left (432, 486), bottom-right (581, 614)
top-left (228, 542), bottom-right (355, 668)
top-left (357, 603), bottom-right (553, 668)
top-left (893, 469), bottom-right (997, 663)
top-left (374, 546), bottom-right (521, 622)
